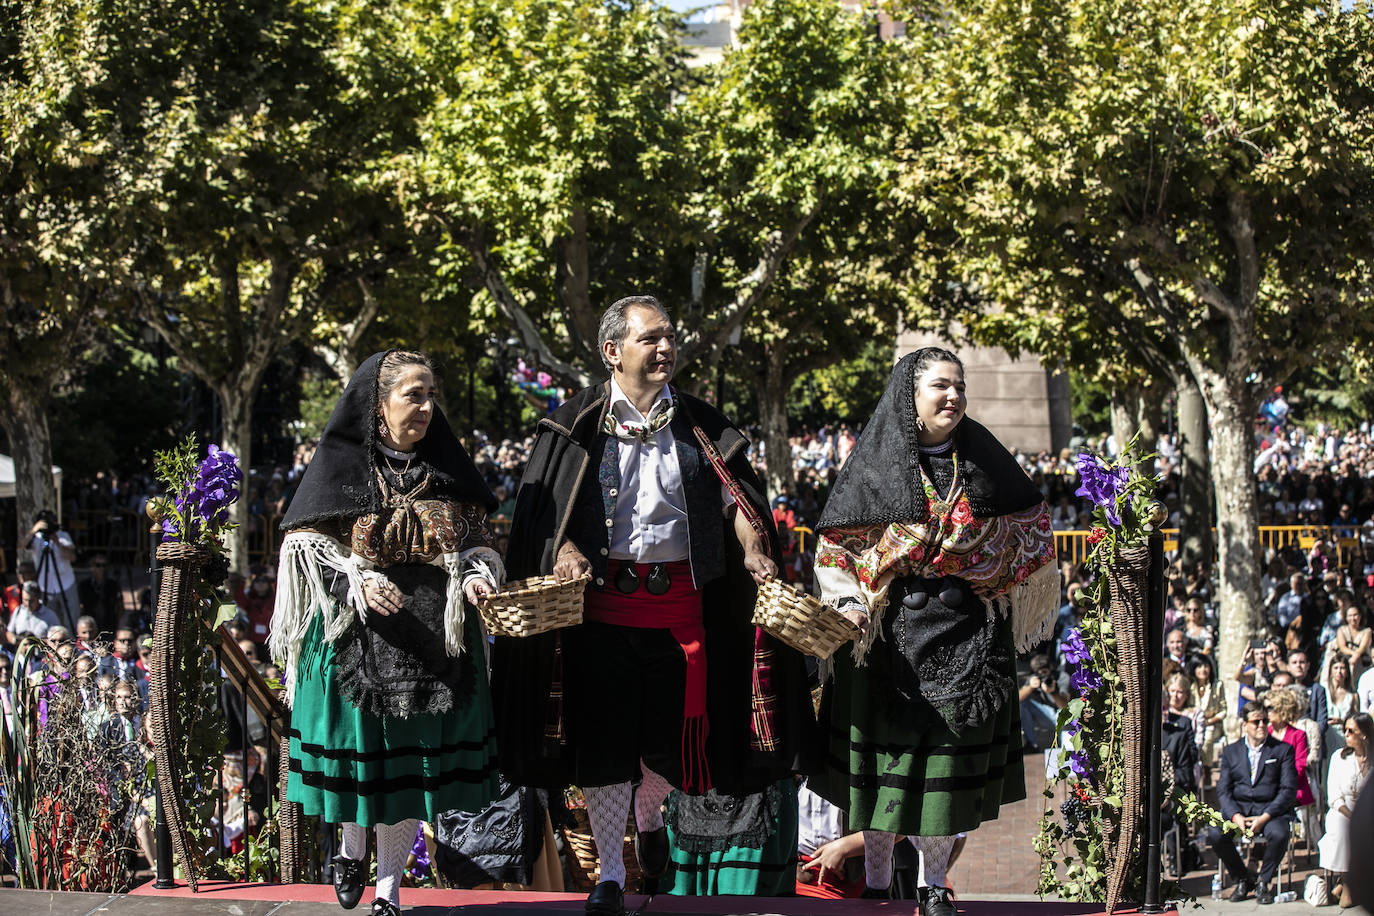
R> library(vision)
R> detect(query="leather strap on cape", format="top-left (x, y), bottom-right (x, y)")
top-left (687, 418), bottom-right (779, 755)
top-left (691, 426), bottom-right (773, 561)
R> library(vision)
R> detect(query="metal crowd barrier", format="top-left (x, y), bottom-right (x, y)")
top-left (1053, 524), bottom-right (1367, 568)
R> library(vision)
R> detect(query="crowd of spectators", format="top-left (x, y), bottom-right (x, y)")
top-left (1031, 515), bottom-right (1373, 903)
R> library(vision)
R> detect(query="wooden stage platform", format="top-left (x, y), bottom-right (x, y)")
top-left (0, 881), bottom-right (1178, 915)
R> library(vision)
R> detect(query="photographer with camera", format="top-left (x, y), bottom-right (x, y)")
top-left (26, 510), bottom-right (77, 632)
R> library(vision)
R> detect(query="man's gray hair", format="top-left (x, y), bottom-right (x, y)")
top-left (597, 295), bottom-right (670, 370)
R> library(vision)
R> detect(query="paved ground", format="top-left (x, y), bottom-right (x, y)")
top-left (951, 750), bottom-right (1050, 896)
top-left (1, 886), bottom-right (1366, 916)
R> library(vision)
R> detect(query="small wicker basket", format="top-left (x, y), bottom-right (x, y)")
top-left (478, 573), bottom-right (589, 638)
top-left (751, 577), bottom-right (859, 659)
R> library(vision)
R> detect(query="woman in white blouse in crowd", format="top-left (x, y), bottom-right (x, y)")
top-left (1318, 713), bottom-right (1371, 908)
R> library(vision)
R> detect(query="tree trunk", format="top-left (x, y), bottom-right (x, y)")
top-left (217, 383), bottom-right (256, 574)
top-left (1194, 367), bottom-right (1262, 738)
top-left (1109, 388), bottom-right (1136, 456)
top-left (1134, 386), bottom-right (1161, 456)
top-left (316, 277), bottom-right (382, 383)
top-left (760, 340), bottom-right (791, 500)
top-left (0, 384), bottom-right (58, 550)
top-left (557, 207), bottom-right (597, 361)
top-left (1176, 377), bottom-right (1214, 570)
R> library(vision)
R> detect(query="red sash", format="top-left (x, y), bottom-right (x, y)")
top-left (583, 559), bottom-right (711, 792)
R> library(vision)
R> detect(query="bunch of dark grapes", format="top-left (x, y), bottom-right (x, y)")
top-left (1060, 795), bottom-right (1091, 833)
top-left (204, 552), bottom-right (231, 589)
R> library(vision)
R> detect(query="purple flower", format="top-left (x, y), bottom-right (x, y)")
top-left (159, 444), bottom-right (241, 543)
top-left (1074, 452), bottom-right (1129, 526)
top-left (1070, 665), bottom-right (1104, 694)
top-left (192, 445), bottom-right (242, 526)
top-left (1061, 628), bottom-right (1092, 666)
top-left (160, 512), bottom-right (202, 543)
top-left (1068, 748), bottom-right (1094, 781)
top-left (1065, 717), bottom-right (1084, 737)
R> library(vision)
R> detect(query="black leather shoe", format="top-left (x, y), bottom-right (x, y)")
top-left (860, 885), bottom-right (892, 899)
top-left (1229, 877), bottom-right (1252, 902)
top-left (585, 881), bottom-right (625, 916)
top-left (921, 885), bottom-right (958, 916)
top-left (635, 826), bottom-right (670, 879)
top-left (370, 901), bottom-right (400, 916)
top-left (333, 855), bottom-right (366, 910)
top-left (1254, 882), bottom-right (1275, 905)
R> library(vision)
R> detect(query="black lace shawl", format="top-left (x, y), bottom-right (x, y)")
top-left (816, 350), bottom-right (1042, 531)
top-left (281, 350), bottom-right (495, 531)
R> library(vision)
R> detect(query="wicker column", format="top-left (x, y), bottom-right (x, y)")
top-left (149, 541), bottom-right (208, 892)
top-left (278, 728), bottom-right (304, 883)
top-left (1104, 545), bottom-right (1150, 914)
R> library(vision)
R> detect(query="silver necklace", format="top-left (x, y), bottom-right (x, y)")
top-left (378, 444), bottom-right (416, 477)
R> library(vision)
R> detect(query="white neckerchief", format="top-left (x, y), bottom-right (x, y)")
top-left (605, 383), bottom-right (676, 442)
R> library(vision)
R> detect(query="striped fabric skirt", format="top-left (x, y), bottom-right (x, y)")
top-left (817, 612), bottom-right (1025, 836)
top-left (661, 779), bottom-right (799, 896)
top-left (286, 612), bottom-right (500, 827)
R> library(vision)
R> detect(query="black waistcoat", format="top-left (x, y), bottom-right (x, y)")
top-left (564, 411), bottom-right (728, 590)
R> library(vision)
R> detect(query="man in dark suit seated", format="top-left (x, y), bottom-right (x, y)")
top-left (1206, 702), bottom-right (1298, 905)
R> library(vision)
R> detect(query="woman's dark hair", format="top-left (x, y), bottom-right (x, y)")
top-left (1341, 712), bottom-right (1373, 759)
top-left (1343, 603), bottom-right (1368, 627)
top-left (909, 346), bottom-right (964, 384)
top-left (1187, 655), bottom-right (1215, 683)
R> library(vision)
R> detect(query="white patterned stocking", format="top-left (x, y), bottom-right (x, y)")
top-left (583, 782), bottom-right (633, 887)
top-left (635, 763), bottom-right (673, 832)
top-left (917, 833), bottom-right (958, 888)
top-left (863, 829), bottom-right (896, 891)
top-left (340, 821), bottom-right (368, 861)
top-left (375, 818), bottom-right (419, 908)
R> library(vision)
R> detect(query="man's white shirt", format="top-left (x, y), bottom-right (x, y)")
top-left (607, 380), bottom-right (692, 563)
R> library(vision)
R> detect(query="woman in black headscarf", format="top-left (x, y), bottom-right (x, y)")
top-left (812, 348), bottom-right (1057, 916)
top-left (270, 350), bottom-right (503, 916)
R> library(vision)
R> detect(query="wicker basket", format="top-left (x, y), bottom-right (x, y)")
top-left (478, 573), bottom-right (589, 638)
top-left (751, 577), bottom-right (859, 659)
top-left (563, 807), bottom-right (642, 893)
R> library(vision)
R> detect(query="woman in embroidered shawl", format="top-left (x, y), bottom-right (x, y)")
top-left (270, 350), bottom-right (503, 916)
top-left (813, 348), bottom-right (1056, 915)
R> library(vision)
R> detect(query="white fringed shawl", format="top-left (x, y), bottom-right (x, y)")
top-left (269, 531), bottom-right (505, 704)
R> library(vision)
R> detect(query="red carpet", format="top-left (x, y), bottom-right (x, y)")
top-left (128, 880), bottom-right (1176, 915)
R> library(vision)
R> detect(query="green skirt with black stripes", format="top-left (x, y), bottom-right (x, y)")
top-left (662, 779), bottom-right (800, 896)
top-left (817, 611), bottom-right (1025, 836)
top-left (286, 612), bottom-right (500, 827)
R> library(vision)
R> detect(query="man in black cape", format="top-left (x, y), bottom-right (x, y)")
top-left (493, 296), bottom-right (815, 915)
